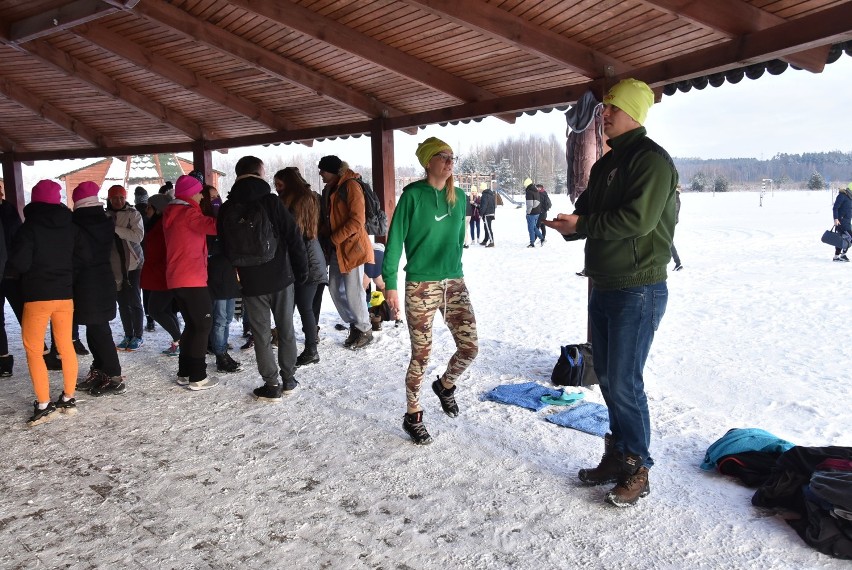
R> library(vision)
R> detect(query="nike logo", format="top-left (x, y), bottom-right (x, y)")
top-left (434, 214), bottom-right (449, 221)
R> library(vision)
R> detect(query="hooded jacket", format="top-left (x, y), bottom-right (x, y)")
top-left (72, 205), bottom-right (117, 324)
top-left (479, 188), bottom-right (496, 217)
top-left (324, 169), bottom-right (374, 273)
top-left (525, 184), bottom-right (541, 215)
top-left (833, 188), bottom-right (852, 232)
top-left (106, 202), bottom-right (144, 287)
top-left (8, 202), bottom-right (77, 302)
top-left (162, 198), bottom-right (217, 289)
top-left (573, 126), bottom-right (678, 290)
top-left (218, 174), bottom-right (308, 297)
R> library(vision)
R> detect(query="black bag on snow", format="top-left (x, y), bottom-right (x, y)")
top-left (339, 178), bottom-right (389, 236)
top-left (551, 343), bottom-right (597, 387)
top-left (219, 200), bottom-right (278, 267)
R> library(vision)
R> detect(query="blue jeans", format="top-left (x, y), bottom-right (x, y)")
top-left (588, 282), bottom-right (668, 468)
top-left (526, 214), bottom-right (543, 244)
top-left (210, 298), bottom-right (235, 355)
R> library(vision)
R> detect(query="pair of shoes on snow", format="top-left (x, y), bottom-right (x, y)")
top-left (402, 378), bottom-right (460, 445)
top-left (216, 352), bottom-right (242, 373)
top-left (834, 254), bottom-right (850, 262)
top-left (253, 378), bottom-right (298, 402)
top-left (116, 336), bottom-right (143, 351)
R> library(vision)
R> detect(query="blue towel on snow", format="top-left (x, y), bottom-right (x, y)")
top-left (545, 402), bottom-right (609, 437)
top-left (484, 382), bottom-right (563, 411)
top-left (700, 428), bottom-right (795, 471)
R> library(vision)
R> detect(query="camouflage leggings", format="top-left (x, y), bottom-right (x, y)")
top-left (404, 278), bottom-right (478, 411)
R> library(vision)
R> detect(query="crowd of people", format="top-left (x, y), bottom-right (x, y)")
top-left (2, 77), bottom-right (680, 509)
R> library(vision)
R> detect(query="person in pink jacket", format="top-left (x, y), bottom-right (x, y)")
top-left (162, 175), bottom-right (217, 390)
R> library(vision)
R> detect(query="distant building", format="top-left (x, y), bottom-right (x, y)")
top-left (57, 154), bottom-right (223, 207)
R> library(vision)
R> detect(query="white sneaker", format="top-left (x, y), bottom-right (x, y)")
top-left (187, 377), bottom-right (218, 391)
top-left (175, 376), bottom-right (189, 386)
top-left (834, 255), bottom-right (843, 262)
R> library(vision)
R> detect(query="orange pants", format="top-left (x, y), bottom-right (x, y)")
top-left (22, 299), bottom-right (78, 403)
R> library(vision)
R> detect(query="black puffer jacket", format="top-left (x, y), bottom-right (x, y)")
top-left (72, 205), bottom-right (117, 324)
top-left (219, 175), bottom-right (308, 297)
top-left (207, 235), bottom-right (241, 300)
top-left (479, 189), bottom-right (496, 217)
top-left (8, 202), bottom-right (76, 302)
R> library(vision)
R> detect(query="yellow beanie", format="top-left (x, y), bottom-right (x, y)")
top-left (479, 181), bottom-right (488, 191)
top-left (523, 177), bottom-right (532, 187)
top-left (848, 182), bottom-right (852, 192)
top-left (604, 79), bottom-right (655, 125)
top-left (415, 137), bottom-right (452, 168)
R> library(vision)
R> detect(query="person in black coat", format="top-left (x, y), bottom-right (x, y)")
top-left (832, 184), bottom-right (852, 262)
top-left (0, 182), bottom-right (22, 377)
top-left (479, 185), bottom-right (496, 247)
top-left (70, 182), bottom-right (124, 396)
top-left (7, 180), bottom-right (78, 426)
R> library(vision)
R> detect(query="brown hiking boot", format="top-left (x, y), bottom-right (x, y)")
top-left (605, 455), bottom-right (650, 507)
top-left (578, 434), bottom-right (622, 485)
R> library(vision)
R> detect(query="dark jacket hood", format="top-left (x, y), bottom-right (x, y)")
top-left (228, 174), bottom-right (272, 202)
top-left (23, 202), bottom-right (73, 228)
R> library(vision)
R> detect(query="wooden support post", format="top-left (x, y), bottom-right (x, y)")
top-left (370, 119), bottom-right (395, 244)
top-left (1, 153), bottom-right (25, 221)
top-left (192, 142), bottom-right (212, 187)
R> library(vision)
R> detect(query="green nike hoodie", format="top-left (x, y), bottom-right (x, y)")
top-left (382, 180), bottom-right (466, 291)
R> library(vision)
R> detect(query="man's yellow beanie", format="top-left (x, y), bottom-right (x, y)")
top-left (603, 79), bottom-right (655, 125)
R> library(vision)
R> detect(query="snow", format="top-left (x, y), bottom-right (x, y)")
top-left (1, 190), bottom-right (849, 569)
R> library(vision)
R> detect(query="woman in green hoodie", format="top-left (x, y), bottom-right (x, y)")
top-left (383, 137), bottom-right (479, 445)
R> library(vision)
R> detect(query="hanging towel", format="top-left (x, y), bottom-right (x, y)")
top-left (545, 402), bottom-right (609, 437)
top-left (483, 382), bottom-right (563, 412)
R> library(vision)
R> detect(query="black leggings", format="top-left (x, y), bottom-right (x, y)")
top-left (173, 287), bottom-right (212, 382)
top-left (294, 283), bottom-right (319, 348)
top-left (86, 323), bottom-right (121, 377)
top-left (148, 290), bottom-right (181, 341)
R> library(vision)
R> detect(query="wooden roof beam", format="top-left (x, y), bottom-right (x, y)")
top-left (402, 0), bottom-right (631, 78)
top-left (623, 3), bottom-right (852, 86)
top-left (74, 22), bottom-right (292, 132)
top-left (0, 77), bottom-right (117, 148)
top-left (134, 0), bottom-right (403, 119)
top-left (22, 38), bottom-right (210, 141)
top-left (0, 127), bottom-right (20, 152)
top-left (641, 0), bottom-right (830, 72)
top-left (6, 0), bottom-right (137, 44)
top-left (226, 0), bottom-right (498, 104)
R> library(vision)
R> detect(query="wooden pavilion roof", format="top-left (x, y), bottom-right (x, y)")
top-left (1, 0), bottom-right (852, 162)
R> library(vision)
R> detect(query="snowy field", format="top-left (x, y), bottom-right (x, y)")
top-left (0, 189), bottom-right (849, 569)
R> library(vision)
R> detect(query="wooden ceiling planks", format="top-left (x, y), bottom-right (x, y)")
top-left (0, 0), bottom-right (849, 160)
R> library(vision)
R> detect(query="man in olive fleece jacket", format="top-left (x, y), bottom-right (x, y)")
top-left (545, 79), bottom-right (678, 508)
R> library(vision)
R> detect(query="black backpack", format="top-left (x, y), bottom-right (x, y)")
top-left (551, 343), bottom-right (598, 387)
top-left (339, 178), bottom-right (389, 236)
top-left (219, 199), bottom-right (278, 267)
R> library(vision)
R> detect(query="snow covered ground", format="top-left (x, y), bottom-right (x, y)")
top-left (0, 189), bottom-right (849, 569)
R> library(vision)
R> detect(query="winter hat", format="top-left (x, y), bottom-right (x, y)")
top-left (174, 174), bottom-right (202, 200)
top-left (318, 155), bottom-right (343, 174)
top-left (603, 79), bottom-right (655, 125)
top-left (479, 182), bottom-right (488, 191)
top-left (72, 181), bottom-right (100, 203)
top-left (415, 137), bottom-right (452, 168)
top-left (134, 186), bottom-right (149, 205)
top-left (107, 185), bottom-right (127, 199)
top-left (847, 182), bottom-right (852, 192)
top-left (158, 181), bottom-right (174, 196)
top-left (187, 170), bottom-right (205, 185)
top-left (31, 180), bottom-right (62, 205)
top-left (147, 193), bottom-right (171, 214)
top-left (523, 178), bottom-right (533, 187)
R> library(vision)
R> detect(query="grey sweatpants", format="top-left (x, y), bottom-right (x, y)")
top-left (244, 285), bottom-right (296, 387)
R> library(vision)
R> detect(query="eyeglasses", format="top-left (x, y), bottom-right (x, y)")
top-left (435, 152), bottom-right (455, 163)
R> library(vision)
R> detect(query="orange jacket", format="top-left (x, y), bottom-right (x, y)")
top-left (329, 170), bottom-right (374, 273)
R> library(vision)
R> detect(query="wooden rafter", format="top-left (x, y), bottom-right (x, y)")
top-left (134, 0), bottom-right (404, 119)
top-left (402, 0), bottom-right (631, 78)
top-left (0, 126), bottom-right (20, 152)
top-left (6, 0), bottom-right (136, 44)
top-left (641, 0), bottom-right (830, 72)
top-left (0, 77), bottom-right (116, 147)
top-left (21, 38), bottom-right (209, 140)
top-left (226, 0), bottom-right (497, 103)
top-left (73, 22), bottom-right (292, 132)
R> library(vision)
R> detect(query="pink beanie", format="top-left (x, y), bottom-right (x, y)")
top-left (72, 181), bottom-right (100, 203)
top-left (174, 174), bottom-right (202, 200)
top-left (31, 180), bottom-right (62, 205)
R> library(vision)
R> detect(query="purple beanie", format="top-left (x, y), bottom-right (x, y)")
top-left (72, 181), bottom-right (100, 203)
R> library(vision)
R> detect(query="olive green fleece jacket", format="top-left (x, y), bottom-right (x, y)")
top-left (572, 127), bottom-right (678, 290)
top-left (382, 180), bottom-right (466, 291)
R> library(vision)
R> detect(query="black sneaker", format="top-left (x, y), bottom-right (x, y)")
top-left (282, 377), bottom-right (299, 395)
top-left (334, 323), bottom-right (348, 331)
top-left (146, 318), bottom-right (156, 332)
top-left (673, 263), bottom-right (683, 271)
top-left (349, 329), bottom-right (373, 350)
top-left (432, 377), bottom-right (459, 417)
top-left (527, 243), bottom-right (535, 248)
top-left (576, 269), bottom-right (587, 277)
top-left (402, 411), bottom-right (433, 445)
top-left (216, 352), bottom-right (243, 373)
top-left (54, 393), bottom-right (78, 415)
top-left (253, 383), bottom-right (283, 402)
top-left (90, 376), bottom-right (127, 397)
top-left (73, 339), bottom-right (89, 355)
top-left (0, 354), bottom-right (13, 377)
top-left (77, 369), bottom-right (107, 391)
top-left (240, 335), bottom-right (254, 350)
top-left (841, 254), bottom-right (850, 262)
top-left (295, 349), bottom-right (319, 367)
top-left (27, 401), bottom-right (57, 427)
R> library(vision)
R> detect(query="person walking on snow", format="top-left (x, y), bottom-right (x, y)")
top-left (832, 183), bottom-right (852, 262)
top-left (524, 180), bottom-right (545, 247)
top-left (383, 137), bottom-right (479, 445)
